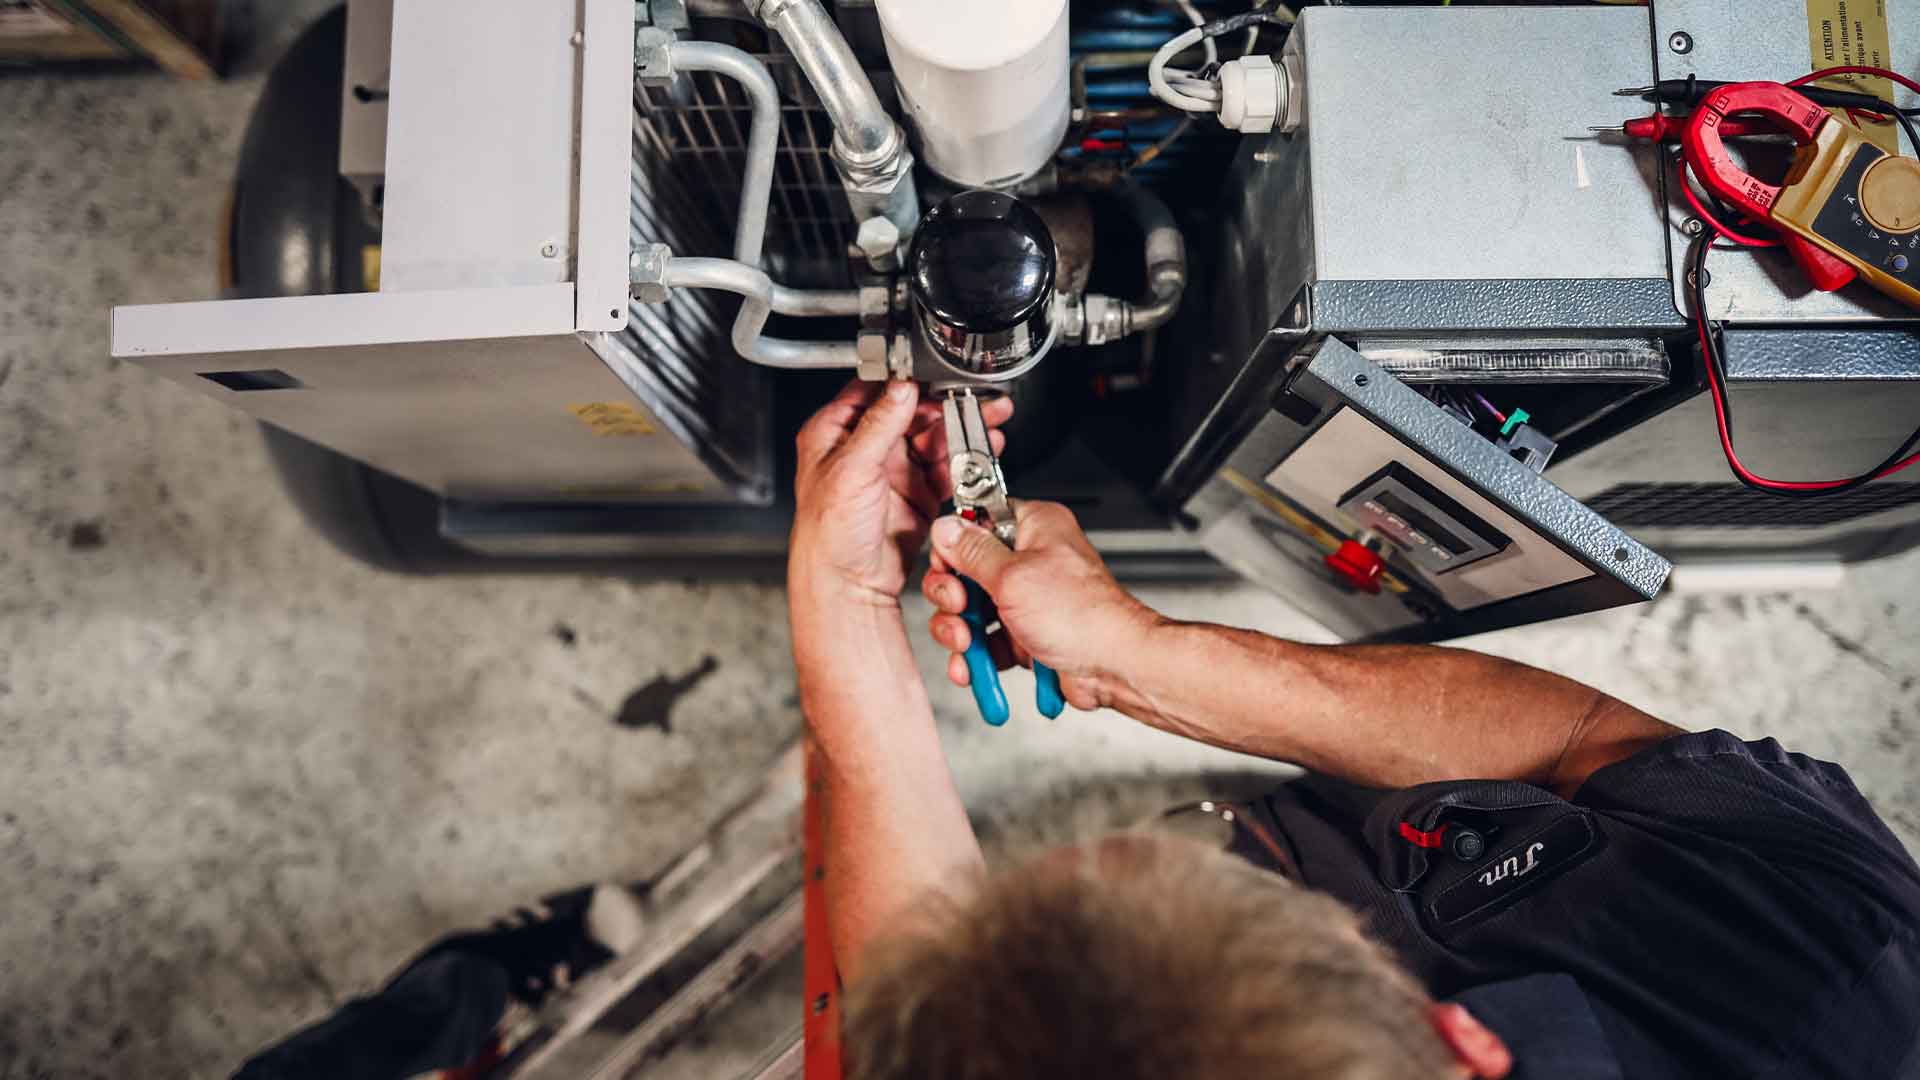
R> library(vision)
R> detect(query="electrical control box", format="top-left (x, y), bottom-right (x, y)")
top-left (1337, 464), bottom-right (1512, 576)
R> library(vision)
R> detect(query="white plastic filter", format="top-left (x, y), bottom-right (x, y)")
top-left (875, 0), bottom-right (1071, 188)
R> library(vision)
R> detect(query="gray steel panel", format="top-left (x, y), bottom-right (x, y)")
top-left (1301, 342), bottom-right (1670, 601)
top-left (1181, 338), bottom-right (1670, 642)
top-left (1311, 279), bottom-right (1684, 333)
top-left (1653, 0), bottom-right (1920, 325)
top-left (1720, 328), bottom-right (1920, 380)
top-left (1299, 6), bottom-right (1667, 285)
top-left (1210, 131), bottom-right (1314, 394)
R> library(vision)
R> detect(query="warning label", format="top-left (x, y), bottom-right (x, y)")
top-left (1805, 0), bottom-right (1898, 153)
top-left (569, 402), bottom-right (659, 437)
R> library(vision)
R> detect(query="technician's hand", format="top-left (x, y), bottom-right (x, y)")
top-left (923, 500), bottom-right (1160, 711)
top-left (790, 379), bottom-right (1011, 607)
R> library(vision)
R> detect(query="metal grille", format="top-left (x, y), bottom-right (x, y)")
top-left (635, 59), bottom-right (854, 288)
top-left (586, 64), bottom-right (852, 508)
top-left (1585, 483), bottom-right (1920, 528)
top-left (591, 59), bottom-right (865, 505)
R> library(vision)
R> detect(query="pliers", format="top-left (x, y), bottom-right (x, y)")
top-left (941, 387), bottom-right (1067, 726)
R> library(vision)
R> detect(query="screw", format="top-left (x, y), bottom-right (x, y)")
top-left (1682, 218), bottom-right (1705, 237)
top-left (813, 993), bottom-right (831, 1015)
top-left (1613, 546), bottom-right (1630, 562)
top-left (1668, 30), bottom-right (1693, 54)
top-left (1686, 268), bottom-right (1711, 288)
top-left (1354, 373), bottom-right (1370, 387)
top-left (541, 241), bottom-right (559, 258)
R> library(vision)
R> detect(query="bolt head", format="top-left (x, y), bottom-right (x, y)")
top-left (855, 216), bottom-right (901, 258)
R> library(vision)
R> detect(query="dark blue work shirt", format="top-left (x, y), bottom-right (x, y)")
top-left (1246, 731), bottom-right (1920, 1078)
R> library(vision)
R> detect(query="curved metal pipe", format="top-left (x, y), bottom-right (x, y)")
top-left (753, 0), bottom-right (894, 162)
top-left (771, 285), bottom-right (864, 317)
top-left (662, 257), bottom-right (862, 370)
top-left (1118, 184), bottom-right (1187, 333)
top-left (1071, 186), bottom-right (1190, 344)
top-left (668, 42), bottom-right (780, 268)
top-left (749, 0), bottom-right (917, 241)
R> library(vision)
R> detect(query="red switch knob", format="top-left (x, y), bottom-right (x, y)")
top-left (1325, 540), bottom-right (1384, 594)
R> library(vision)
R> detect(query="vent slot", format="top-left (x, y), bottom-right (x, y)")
top-left (198, 369), bottom-right (304, 392)
top-left (1585, 483), bottom-right (1920, 528)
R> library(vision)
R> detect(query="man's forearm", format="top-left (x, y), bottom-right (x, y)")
top-left (1102, 618), bottom-right (1678, 796)
top-left (791, 585), bottom-right (983, 981)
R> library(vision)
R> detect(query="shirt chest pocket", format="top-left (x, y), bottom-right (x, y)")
top-left (1417, 810), bottom-right (1603, 937)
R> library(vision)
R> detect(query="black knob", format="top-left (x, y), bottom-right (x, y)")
top-left (906, 190), bottom-right (1056, 379)
top-left (1449, 828), bottom-right (1486, 863)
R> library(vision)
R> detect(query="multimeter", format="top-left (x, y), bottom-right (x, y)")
top-left (1685, 81), bottom-right (1920, 309)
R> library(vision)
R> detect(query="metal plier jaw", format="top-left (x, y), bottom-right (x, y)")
top-left (938, 387), bottom-right (1066, 726)
top-left (942, 388), bottom-right (1016, 544)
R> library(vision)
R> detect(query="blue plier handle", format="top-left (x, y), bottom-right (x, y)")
top-left (959, 576), bottom-right (1066, 726)
top-left (940, 386), bottom-right (1065, 727)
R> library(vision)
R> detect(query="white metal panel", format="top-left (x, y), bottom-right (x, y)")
top-left (339, 0), bottom-right (393, 200)
top-left (120, 332), bottom-right (728, 503)
top-left (379, 0), bottom-right (579, 292)
top-left (575, 0), bottom-right (636, 332)
top-left (111, 286), bottom-right (576, 357)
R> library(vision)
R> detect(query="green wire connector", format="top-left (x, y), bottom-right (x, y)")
top-left (1500, 408), bottom-right (1530, 437)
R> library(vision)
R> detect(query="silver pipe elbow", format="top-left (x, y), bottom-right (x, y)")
top-left (662, 42), bottom-right (780, 269)
top-left (748, 0), bottom-right (919, 238)
top-left (1119, 185), bottom-right (1187, 334)
top-left (657, 256), bottom-right (862, 370)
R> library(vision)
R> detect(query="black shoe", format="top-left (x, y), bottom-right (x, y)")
top-left (419, 883), bottom-right (645, 1008)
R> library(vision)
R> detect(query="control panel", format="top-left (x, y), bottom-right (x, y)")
top-left (1778, 141), bottom-right (1920, 305)
top-left (1337, 463), bottom-right (1511, 575)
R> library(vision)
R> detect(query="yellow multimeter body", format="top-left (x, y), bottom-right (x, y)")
top-left (1771, 119), bottom-right (1920, 308)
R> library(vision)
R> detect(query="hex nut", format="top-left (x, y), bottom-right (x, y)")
top-left (856, 217), bottom-right (901, 260)
top-left (628, 243), bottom-right (673, 304)
top-left (856, 331), bottom-right (891, 382)
top-left (635, 27), bottom-right (675, 82)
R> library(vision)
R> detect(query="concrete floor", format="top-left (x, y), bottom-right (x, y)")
top-left (3, 10), bottom-right (1919, 1079)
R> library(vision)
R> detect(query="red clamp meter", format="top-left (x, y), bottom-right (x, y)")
top-left (1684, 81), bottom-right (1920, 309)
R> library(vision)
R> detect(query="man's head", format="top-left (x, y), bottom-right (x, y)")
top-left (844, 832), bottom-right (1509, 1079)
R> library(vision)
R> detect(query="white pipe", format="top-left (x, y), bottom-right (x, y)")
top-left (662, 257), bottom-right (862, 369)
top-left (771, 285), bottom-right (864, 318)
top-left (1121, 185), bottom-right (1187, 333)
top-left (668, 42), bottom-right (779, 269)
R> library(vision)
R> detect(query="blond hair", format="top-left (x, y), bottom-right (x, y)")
top-left (845, 832), bottom-right (1455, 1079)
